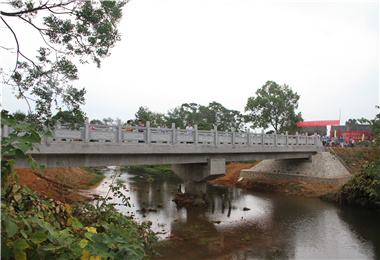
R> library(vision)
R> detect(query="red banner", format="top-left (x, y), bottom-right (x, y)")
top-left (297, 120), bottom-right (340, 127)
top-left (330, 131), bottom-right (371, 141)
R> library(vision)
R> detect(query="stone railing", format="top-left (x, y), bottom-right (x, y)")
top-left (2, 119), bottom-right (322, 147)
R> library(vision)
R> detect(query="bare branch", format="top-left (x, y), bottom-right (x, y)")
top-left (1, 16), bottom-right (33, 113)
top-left (0, 46), bottom-right (14, 51)
top-left (18, 16), bottom-right (47, 31)
top-left (1, 16), bottom-right (20, 84)
top-left (0, 0), bottom-right (76, 17)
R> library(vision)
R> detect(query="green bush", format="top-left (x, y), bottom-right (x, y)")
top-left (335, 160), bottom-right (380, 208)
top-left (1, 110), bottom-right (160, 259)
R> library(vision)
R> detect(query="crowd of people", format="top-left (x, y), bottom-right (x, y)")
top-left (320, 134), bottom-right (355, 147)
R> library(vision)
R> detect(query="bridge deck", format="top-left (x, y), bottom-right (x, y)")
top-left (3, 120), bottom-right (324, 168)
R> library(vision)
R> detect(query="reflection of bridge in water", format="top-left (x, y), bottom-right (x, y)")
top-left (4, 120), bottom-right (324, 182)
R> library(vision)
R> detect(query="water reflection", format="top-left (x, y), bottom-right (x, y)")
top-left (90, 167), bottom-right (380, 259)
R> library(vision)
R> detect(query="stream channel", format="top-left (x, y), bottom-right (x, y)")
top-left (89, 166), bottom-right (380, 259)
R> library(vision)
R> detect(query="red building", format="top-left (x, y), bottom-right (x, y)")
top-left (330, 125), bottom-right (372, 141)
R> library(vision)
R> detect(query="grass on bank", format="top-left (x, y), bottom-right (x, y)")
top-left (121, 164), bottom-right (176, 175)
top-left (80, 167), bottom-right (106, 189)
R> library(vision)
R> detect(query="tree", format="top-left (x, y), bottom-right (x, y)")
top-left (52, 110), bottom-right (85, 126)
top-left (165, 102), bottom-right (244, 131)
top-left (12, 109), bottom-right (26, 121)
top-left (91, 119), bottom-right (104, 125)
top-left (165, 106), bottom-right (187, 129)
top-left (206, 101), bottom-right (244, 131)
top-left (358, 105), bottom-right (380, 147)
top-left (134, 106), bottom-right (165, 127)
top-left (1, 0), bottom-right (127, 126)
top-left (245, 80), bottom-right (303, 133)
top-left (346, 118), bottom-right (358, 125)
top-left (102, 117), bottom-right (115, 126)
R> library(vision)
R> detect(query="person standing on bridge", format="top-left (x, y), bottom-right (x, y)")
top-left (125, 120), bottom-right (133, 143)
top-left (125, 120), bottom-right (133, 132)
top-left (137, 120), bottom-right (145, 143)
top-left (186, 123), bottom-right (194, 144)
top-left (89, 121), bottom-right (95, 142)
top-left (161, 122), bottom-right (168, 143)
top-left (137, 120), bottom-right (144, 131)
top-left (161, 122), bottom-right (168, 134)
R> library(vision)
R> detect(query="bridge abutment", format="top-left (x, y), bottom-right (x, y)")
top-left (240, 152), bottom-right (352, 185)
top-left (172, 158), bottom-right (225, 182)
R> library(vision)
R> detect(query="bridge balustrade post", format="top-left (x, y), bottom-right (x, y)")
top-left (314, 133), bottom-right (317, 145)
top-left (247, 128), bottom-right (251, 146)
top-left (231, 127), bottom-right (235, 145)
top-left (261, 129), bottom-right (264, 147)
top-left (274, 131), bottom-right (277, 146)
top-left (146, 121), bottom-right (151, 144)
top-left (296, 132), bottom-right (299, 145)
top-left (194, 125), bottom-right (198, 145)
top-left (306, 132), bottom-right (308, 146)
top-left (117, 119), bottom-right (122, 144)
top-left (171, 123), bottom-right (176, 145)
top-left (55, 122), bottom-right (62, 142)
top-left (286, 131), bottom-right (288, 147)
top-left (84, 118), bottom-right (90, 143)
top-left (214, 126), bottom-right (218, 146)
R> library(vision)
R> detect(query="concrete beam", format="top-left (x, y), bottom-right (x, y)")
top-left (9, 151), bottom-right (319, 168)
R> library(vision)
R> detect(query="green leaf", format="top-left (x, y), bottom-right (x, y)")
top-left (15, 142), bottom-right (33, 154)
top-left (57, 229), bottom-right (70, 243)
top-left (43, 131), bottom-right (54, 138)
top-left (14, 249), bottom-right (26, 260)
top-left (84, 232), bottom-right (94, 241)
top-left (1, 241), bottom-right (13, 260)
top-left (14, 238), bottom-right (29, 250)
top-left (14, 149), bottom-right (27, 160)
top-left (79, 239), bottom-right (88, 248)
top-left (6, 220), bottom-right (19, 238)
top-left (38, 164), bottom-right (46, 173)
top-left (20, 229), bottom-right (29, 240)
top-left (42, 201), bottom-right (52, 208)
top-left (28, 131), bottom-right (42, 144)
top-left (30, 232), bottom-right (48, 244)
top-left (107, 242), bottom-right (116, 249)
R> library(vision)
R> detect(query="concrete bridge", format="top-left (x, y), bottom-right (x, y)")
top-left (4, 120), bottom-right (324, 182)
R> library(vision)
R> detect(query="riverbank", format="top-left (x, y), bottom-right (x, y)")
top-left (14, 167), bottom-right (105, 204)
top-left (14, 147), bottom-right (378, 204)
top-left (210, 162), bottom-right (341, 197)
top-left (211, 147), bottom-right (379, 198)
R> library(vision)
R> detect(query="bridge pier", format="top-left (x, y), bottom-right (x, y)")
top-left (172, 158), bottom-right (225, 182)
top-left (184, 181), bottom-right (208, 194)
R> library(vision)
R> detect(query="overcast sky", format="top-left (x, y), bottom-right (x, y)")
top-left (1, 0), bottom-right (379, 130)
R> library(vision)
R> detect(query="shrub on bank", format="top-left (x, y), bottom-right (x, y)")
top-left (1, 110), bottom-right (160, 259)
top-left (324, 160), bottom-right (380, 209)
top-left (1, 180), bottom-right (160, 259)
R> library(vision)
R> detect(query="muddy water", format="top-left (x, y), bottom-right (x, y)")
top-left (91, 167), bottom-right (380, 259)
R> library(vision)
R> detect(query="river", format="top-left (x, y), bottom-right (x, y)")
top-left (90, 166), bottom-right (380, 259)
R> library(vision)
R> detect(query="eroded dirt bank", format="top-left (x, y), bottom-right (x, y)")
top-left (15, 167), bottom-right (104, 204)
